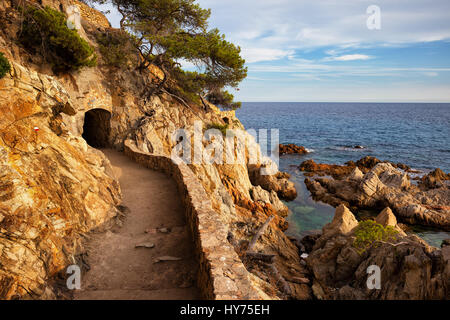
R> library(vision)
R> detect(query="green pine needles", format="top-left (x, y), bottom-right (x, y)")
top-left (0, 52), bottom-right (11, 79)
top-left (353, 220), bottom-right (399, 254)
top-left (20, 6), bottom-right (96, 73)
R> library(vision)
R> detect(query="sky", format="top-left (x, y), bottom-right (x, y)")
top-left (95, 0), bottom-right (450, 102)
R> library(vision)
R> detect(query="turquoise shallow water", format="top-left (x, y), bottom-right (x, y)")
top-left (236, 102), bottom-right (450, 247)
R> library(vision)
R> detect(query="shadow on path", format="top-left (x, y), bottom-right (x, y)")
top-left (74, 149), bottom-right (200, 300)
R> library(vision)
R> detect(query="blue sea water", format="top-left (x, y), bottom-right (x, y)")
top-left (236, 102), bottom-right (450, 247)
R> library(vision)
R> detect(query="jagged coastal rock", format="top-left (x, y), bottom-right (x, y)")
top-left (302, 158), bottom-right (450, 231)
top-left (306, 205), bottom-right (449, 299)
top-left (0, 0), bottom-right (307, 299)
top-left (279, 143), bottom-right (308, 155)
top-left (1, 0), bottom-right (448, 301)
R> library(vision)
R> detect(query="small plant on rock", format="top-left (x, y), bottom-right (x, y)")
top-left (94, 30), bottom-right (134, 68)
top-left (353, 220), bottom-right (399, 254)
top-left (0, 52), bottom-right (11, 79)
top-left (206, 122), bottom-right (229, 136)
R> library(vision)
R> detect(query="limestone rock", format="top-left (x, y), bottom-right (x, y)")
top-left (375, 207), bottom-right (407, 235)
top-left (323, 204), bottom-right (358, 237)
top-left (248, 164), bottom-right (297, 201)
top-left (347, 167), bottom-right (364, 181)
top-left (307, 206), bottom-right (449, 299)
top-left (420, 168), bottom-right (450, 189)
top-left (279, 143), bottom-right (308, 155)
top-left (304, 159), bottom-right (450, 230)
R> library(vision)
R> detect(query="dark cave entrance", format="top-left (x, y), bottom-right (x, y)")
top-left (82, 109), bottom-right (111, 148)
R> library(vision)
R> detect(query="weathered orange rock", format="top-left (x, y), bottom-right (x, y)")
top-left (299, 159), bottom-right (356, 179)
top-left (420, 168), bottom-right (450, 189)
top-left (279, 144), bottom-right (308, 155)
top-left (306, 205), bottom-right (449, 300)
top-left (300, 156), bottom-right (412, 180)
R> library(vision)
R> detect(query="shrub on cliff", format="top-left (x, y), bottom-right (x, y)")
top-left (353, 220), bottom-right (399, 254)
top-left (94, 30), bottom-right (134, 68)
top-left (19, 6), bottom-right (97, 73)
top-left (93, 0), bottom-right (246, 107)
top-left (0, 52), bottom-right (11, 79)
top-left (206, 90), bottom-right (241, 110)
top-left (169, 68), bottom-right (207, 104)
top-left (206, 123), bottom-right (228, 136)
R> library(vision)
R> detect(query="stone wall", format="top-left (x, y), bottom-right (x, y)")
top-left (123, 140), bottom-right (260, 300)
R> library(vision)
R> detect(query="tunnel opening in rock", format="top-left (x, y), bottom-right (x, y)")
top-left (82, 109), bottom-right (111, 148)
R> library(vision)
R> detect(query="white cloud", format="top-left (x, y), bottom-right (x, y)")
top-left (99, 1), bottom-right (450, 59)
top-left (96, 0), bottom-right (450, 102)
top-left (198, 0), bottom-right (450, 50)
top-left (241, 48), bottom-right (294, 63)
top-left (325, 54), bottom-right (373, 61)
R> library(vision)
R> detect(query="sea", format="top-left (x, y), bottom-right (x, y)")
top-left (236, 102), bottom-right (450, 247)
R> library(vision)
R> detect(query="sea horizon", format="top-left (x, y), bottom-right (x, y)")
top-left (237, 101), bottom-right (450, 246)
top-left (240, 101), bottom-right (450, 104)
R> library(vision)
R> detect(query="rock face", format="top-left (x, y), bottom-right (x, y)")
top-left (419, 168), bottom-right (450, 189)
top-left (303, 161), bottom-right (450, 230)
top-left (300, 156), bottom-right (412, 180)
top-left (279, 144), bottom-right (308, 155)
top-left (248, 165), bottom-right (297, 201)
top-left (300, 159), bottom-right (355, 179)
top-left (306, 206), bottom-right (450, 300)
top-left (0, 1), bottom-right (305, 299)
top-left (0, 58), bottom-right (122, 299)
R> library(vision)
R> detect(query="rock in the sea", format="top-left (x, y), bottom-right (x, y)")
top-left (420, 168), bottom-right (450, 189)
top-left (306, 205), bottom-right (450, 300)
top-left (279, 143), bottom-right (308, 155)
top-left (303, 160), bottom-right (450, 230)
top-left (301, 156), bottom-right (414, 180)
top-left (299, 159), bottom-right (355, 179)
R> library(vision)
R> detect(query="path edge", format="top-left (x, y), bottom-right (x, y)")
top-left (123, 139), bottom-right (261, 300)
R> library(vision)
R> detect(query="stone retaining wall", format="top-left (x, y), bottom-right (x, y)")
top-left (123, 140), bottom-right (260, 300)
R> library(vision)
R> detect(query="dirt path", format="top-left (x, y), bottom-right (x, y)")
top-left (74, 149), bottom-right (200, 300)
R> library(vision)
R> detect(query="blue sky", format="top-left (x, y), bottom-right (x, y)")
top-left (96, 0), bottom-right (450, 102)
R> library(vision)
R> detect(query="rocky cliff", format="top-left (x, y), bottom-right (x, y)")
top-left (306, 205), bottom-right (449, 299)
top-left (0, 0), bottom-right (309, 299)
top-left (303, 159), bottom-right (450, 230)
